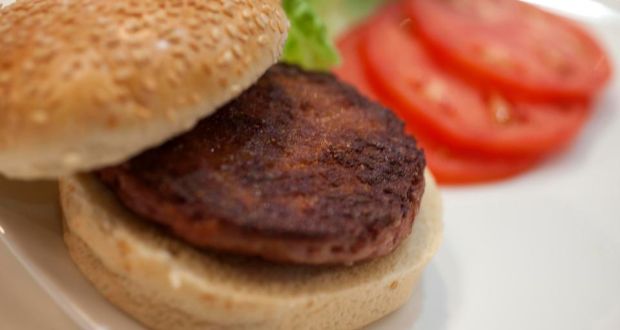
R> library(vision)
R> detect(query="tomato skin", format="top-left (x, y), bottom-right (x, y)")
top-left (333, 24), bottom-right (379, 101)
top-left (360, 6), bottom-right (590, 159)
top-left (404, 0), bottom-right (612, 102)
top-left (413, 131), bottom-right (541, 185)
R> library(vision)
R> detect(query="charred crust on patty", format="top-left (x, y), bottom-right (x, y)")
top-left (97, 64), bottom-right (426, 265)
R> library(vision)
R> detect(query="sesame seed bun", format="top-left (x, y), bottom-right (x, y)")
top-left (59, 171), bottom-right (443, 330)
top-left (0, 0), bottom-right (288, 179)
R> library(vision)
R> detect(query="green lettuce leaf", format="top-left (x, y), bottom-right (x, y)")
top-left (282, 0), bottom-right (340, 71)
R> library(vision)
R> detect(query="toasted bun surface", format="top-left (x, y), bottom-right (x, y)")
top-left (0, 0), bottom-right (288, 179)
top-left (59, 171), bottom-right (442, 330)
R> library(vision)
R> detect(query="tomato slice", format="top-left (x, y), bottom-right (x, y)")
top-left (334, 20), bottom-right (541, 184)
top-left (361, 6), bottom-right (589, 158)
top-left (404, 0), bottom-right (612, 102)
top-left (414, 131), bottom-right (540, 184)
top-left (333, 24), bottom-right (378, 101)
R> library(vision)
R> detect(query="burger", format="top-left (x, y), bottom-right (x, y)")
top-left (0, 0), bottom-right (442, 329)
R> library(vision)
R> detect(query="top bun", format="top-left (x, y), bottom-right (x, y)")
top-left (0, 0), bottom-right (288, 179)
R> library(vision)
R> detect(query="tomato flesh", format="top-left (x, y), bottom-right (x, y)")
top-left (404, 0), bottom-right (612, 102)
top-left (361, 6), bottom-right (589, 158)
top-left (334, 17), bottom-right (541, 184)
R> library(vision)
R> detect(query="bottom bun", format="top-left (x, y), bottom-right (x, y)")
top-left (59, 171), bottom-right (442, 330)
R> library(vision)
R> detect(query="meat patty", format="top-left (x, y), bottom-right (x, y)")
top-left (97, 64), bottom-right (426, 265)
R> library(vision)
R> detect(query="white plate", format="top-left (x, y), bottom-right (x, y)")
top-left (1, 1), bottom-right (620, 329)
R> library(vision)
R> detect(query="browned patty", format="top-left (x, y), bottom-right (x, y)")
top-left (97, 64), bottom-right (426, 265)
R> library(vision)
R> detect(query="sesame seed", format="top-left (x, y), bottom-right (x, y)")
top-left (218, 50), bottom-right (234, 65)
top-left (257, 34), bottom-right (267, 45)
top-left (230, 84), bottom-right (242, 93)
top-left (156, 39), bottom-right (170, 50)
